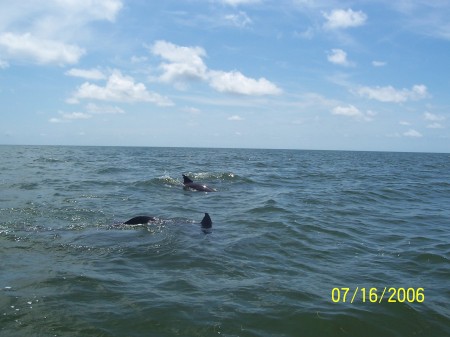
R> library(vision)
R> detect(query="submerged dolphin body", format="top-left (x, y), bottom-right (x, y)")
top-left (123, 213), bottom-right (213, 233)
top-left (182, 174), bottom-right (216, 192)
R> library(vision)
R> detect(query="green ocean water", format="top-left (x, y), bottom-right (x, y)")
top-left (1, 145), bottom-right (449, 336)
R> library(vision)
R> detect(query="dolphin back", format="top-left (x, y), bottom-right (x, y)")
top-left (182, 174), bottom-right (216, 192)
top-left (124, 216), bottom-right (156, 225)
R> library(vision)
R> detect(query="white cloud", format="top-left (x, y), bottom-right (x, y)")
top-left (49, 111), bottom-right (92, 123)
top-left (224, 11), bottom-right (252, 27)
top-left (424, 112), bottom-right (445, 121)
top-left (50, 103), bottom-right (125, 123)
top-left (327, 49), bottom-right (351, 66)
top-left (182, 106), bottom-right (201, 114)
top-left (0, 0), bottom-right (123, 65)
top-left (0, 32), bottom-right (85, 65)
top-left (332, 105), bottom-right (361, 117)
top-left (86, 103), bottom-right (124, 114)
top-left (403, 129), bottom-right (422, 137)
top-left (356, 84), bottom-right (429, 103)
top-left (221, 0), bottom-right (260, 6)
top-left (331, 105), bottom-right (375, 121)
top-left (63, 112), bottom-right (92, 120)
top-left (323, 8), bottom-right (367, 29)
top-left (427, 123), bottom-right (444, 129)
top-left (294, 27), bottom-right (315, 39)
top-left (228, 115), bottom-right (244, 121)
top-left (1, 0), bottom-right (122, 31)
top-left (372, 60), bottom-right (386, 67)
top-left (150, 40), bottom-right (281, 96)
top-left (208, 70), bottom-right (281, 95)
top-left (49, 118), bottom-right (65, 124)
top-left (424, 112), bottom-right (446, 129)
top-left (150, 40), bottom-right (208, 83)
top-left (52, 0), bottom-right (123, 22)
top-left (69, 70), bottom-right (173, 106)
top-left (66, 68), bottom-right (106, 80)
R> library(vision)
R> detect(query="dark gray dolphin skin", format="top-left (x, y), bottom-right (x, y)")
top-left (124, 215), bottom-right (156, 225)
top-left (200, 213), bottom-right (212, 234)
top-left (201, 213), bottom-right (212, 229)
top-left (182, 174), bottom-right (216, 192)
top-left (123, 213), bottom-right (212, 232)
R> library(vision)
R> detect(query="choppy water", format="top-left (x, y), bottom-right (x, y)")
top-left (1, 145), bottom-right (449, 337)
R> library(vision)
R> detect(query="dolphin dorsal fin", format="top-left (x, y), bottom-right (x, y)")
top-left (183, 174), bottom-right (194, 184)
top-left (201, 213), bottom-right (212, 229)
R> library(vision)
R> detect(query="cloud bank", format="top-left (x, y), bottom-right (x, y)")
top-left (323, 9), bottom-right (367, 29)
top-left (150, 40), bottom-right (281, 96)
top-left (66, 68), bottom-right (106, 80)
top-left (356, 84), bottom-right (428, 103)
top-left (332, 105), bottom-right (375, 121)
top-left (0, 32), bottom-right (85, 65)
top-left (69, 70), bottom-right (173, 106)
top-left (0, 0), bottom-right (123, 66)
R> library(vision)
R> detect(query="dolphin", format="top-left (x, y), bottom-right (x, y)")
top-left (201, 213), bottom-right (212, 232)
top-left (182, 174), bottom-right (216, 192)
top-left (123, 213), bottom-right (212, 232)
top-left (124, 215), bottom-right (156, 225)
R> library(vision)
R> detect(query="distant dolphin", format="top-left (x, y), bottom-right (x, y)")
top-left (124, 216), bottom-right (156, 225)
top-left (123, 213), bottom-right (212, 233)
top-left (182, 174), bottom-right (216, 192)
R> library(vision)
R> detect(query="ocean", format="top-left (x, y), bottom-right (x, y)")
top-left (0, 145), bottom-right (449, 337)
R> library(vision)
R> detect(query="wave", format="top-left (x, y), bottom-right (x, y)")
top-left (132, 175), bottom-right (181, 188)
top-left (183, 171), bottom-right (253, 183)
top-left (413, 252), bottom-right (449, 264)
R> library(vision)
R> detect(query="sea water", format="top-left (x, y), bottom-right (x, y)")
top-left (1, 145), bottom-right (449, 336)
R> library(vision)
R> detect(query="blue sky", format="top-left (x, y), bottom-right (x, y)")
top-left (1, 0), bottom-right (449, 152)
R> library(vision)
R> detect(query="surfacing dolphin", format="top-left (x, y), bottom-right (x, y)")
top-left (200, 213), bottom-right (212, 233)
top-left (124, 216), bottom-right (156, 225)
top-left (123, 213), bottom-right (212, 233)
top-left (182, 174), bottom-right (216, 192)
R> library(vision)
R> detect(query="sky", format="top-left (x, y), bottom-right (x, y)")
top-left (0, 0), bottom-right (449, 152)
